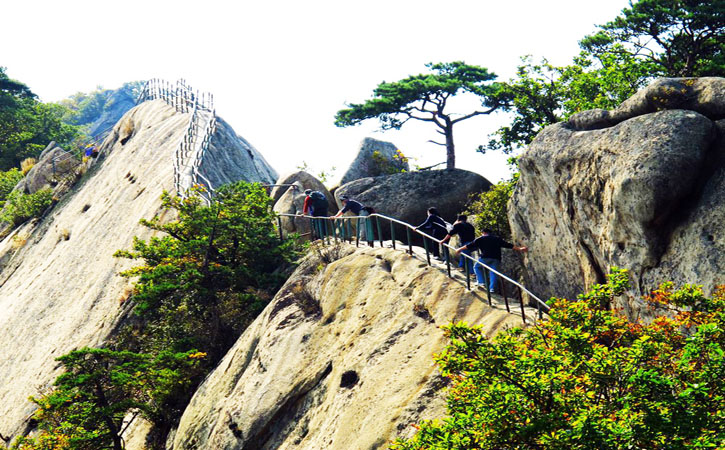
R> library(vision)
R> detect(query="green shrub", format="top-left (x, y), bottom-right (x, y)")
top-left (1, 189), bottom-right (53, 226)
top-left (392, 269), bottom-right (725, 450)
top-left (0, 168), bottom-right (23, 203)
top-left (465, 176), bottom-right (516, 239)
top-left (14, 348), bottom-right (204, 450)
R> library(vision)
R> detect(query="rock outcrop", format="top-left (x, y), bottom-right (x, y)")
top-left (0, 99), bottom-right (277, 440)
top-left (15, 142), bottom-right (80, 195)
top-left (335, 169), bottom-right (491, 236)
top-left (510, 77), bottom-right (725, 306)
top-left (171, 244), bottom-right (528, 449)
top-left (340, 137), bottom-right (408, 185)
top-left (270, 171), bottom-right (336, 212)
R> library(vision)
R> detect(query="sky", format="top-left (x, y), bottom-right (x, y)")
top-left (2, 0), bottom-right (630, 185)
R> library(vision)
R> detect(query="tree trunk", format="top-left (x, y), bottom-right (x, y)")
top-left (445, 125), bottom-right (455, 169)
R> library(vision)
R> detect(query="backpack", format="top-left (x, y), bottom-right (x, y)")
top-left (309, 191), bottom-right (327, 210)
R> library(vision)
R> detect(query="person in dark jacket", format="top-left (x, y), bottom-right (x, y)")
top-left (415, 207), bottom-right (448, 260)
top-left (333, 195), bottom-right (368, 241)
top-left (455, 228), bottom-right (528, 291)
top-left (441, 215), bottom-right (476, 273)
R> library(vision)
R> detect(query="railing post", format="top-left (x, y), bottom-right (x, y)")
top-left (277, 216), bottom-right (283, 243)
top-left (345, 218), bottom-right (351, 242)
top-left (502, 280), bottom-right (510, 313)
top-left (465, 257), bottom-right (471, 290)
top-left (376, 217), bottom-right (383, 248)
top-left (484, 268), bottom-right (492, 306)
top-left (406, 228), bottom-right (412, 255)
top-left (355, 217), bottom-right (361, 247)
top-left (423, 238), bottom-right (431, 266)
top-left (519, 286), bottom-right (527, 324)
top-left (390, 222), bottom-right (396, 250)
top-left (445, 246), bottom-right (451, 278)
top-left (309, 217), bottom-right (315, 242)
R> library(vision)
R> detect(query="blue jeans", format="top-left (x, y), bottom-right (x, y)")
top-left (474, 257), bottom-right (500, 291)
top-left (458, 247), bottom-right (473, 274)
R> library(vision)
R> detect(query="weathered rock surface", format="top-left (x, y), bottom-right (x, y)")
top-left (272, 181), bottom-right (312, 237)
top-left (340, 137), bottom-right (408, 185)
top-left (511, 77), bottom-right (725, 306)
top-left (172, 244), bottom-right (528, 450)
top-left (15, 142), bottom-right (80, 195)
top-left (87, 87), bottom-right (137, 139)
top-left (568, 77), bottom-right (725, 131)
top-left (200, 117), bottom-right (277, 187)
top-left (0, 99), bottom-right (278, 440)
top-left (336, 169), bottom-right (491, 235)
top-left (270, 171), bottom-right (337, 213)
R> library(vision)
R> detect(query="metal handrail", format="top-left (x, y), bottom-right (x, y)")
top-left (278, 212), bottom-right (549, 324)
top-left (136, 78), bottom-right (217, 204)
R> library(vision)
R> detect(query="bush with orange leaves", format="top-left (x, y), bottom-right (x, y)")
top-left (393, 268), bottom-right (725, 450)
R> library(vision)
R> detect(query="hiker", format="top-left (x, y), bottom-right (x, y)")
top-left (302, 189), bottom-right (329, 239)
top-left (415, 207), bottom-right (449, 260)
top-left (455, 229), bottom-right (528, 292)
top-left (441, 215), bottom-right (476, 273)
top-left (333, 195), bottom-right (370, 242)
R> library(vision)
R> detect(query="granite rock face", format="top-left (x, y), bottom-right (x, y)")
top-left (510, 77), bottom-right (725, 307)
top-left (17, 142), bottom-right (80, 193)
top-left (340, 137), bottom-right (408, 185)
top-left (270, 170), bottom-right (337, 213)
top-left (0, 99), bottom-right (278, 441)
top-left (171, 244), bottom-right (529, 450)
top-left (336, 169), bottom-right (491, 235)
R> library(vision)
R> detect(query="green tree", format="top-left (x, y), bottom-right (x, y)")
top-left (0, 168), bottom-right (23, 203)
top-left (0, 67), bottom-right (80, 169)
top-left (488, 0), bottom-right (723, 153)
top-left (114, 182), bottom-right (302, 362)
top-left (465, 175), bottom-right (517, 240)
top-left (1, 189), bottom-right (54, 227)
top-left (580, 0), bottom-right (725, 77)
top-left (393, 270), bottom-right (725, 449)
top-left (335, 62), bottom-right (510, 169)
top-left (16, 348), bottom-right (204, 450)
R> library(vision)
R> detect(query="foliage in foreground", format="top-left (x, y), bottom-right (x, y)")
top-left (114, 182), bottom-right (303, 362)
top-left (11, 349), bottom-right (204, 450)
top-left (393, 269), bottom-right (725, 449)
top-left (9, 182), bottom-right (303, 449)
top-left (0, 189), bottom-right (54, 227)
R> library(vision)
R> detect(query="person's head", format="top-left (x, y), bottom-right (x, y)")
top-left (482, 228), bottom-right (493, 235)
top-left (340, 195), bottom-right (349, 204)
top-left (304, 189), bottom-right (312, 196)
top-left (457, 215), bottom-right (468, 223)
top-left (427, 207), bottom-right (439, 216)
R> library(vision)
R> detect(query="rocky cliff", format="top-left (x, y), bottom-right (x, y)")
top-left (0, 99), bottom-right (277, 440)
top-left (510, 77), bottom-right (725, 306)
top-left (170, 244), bottom-right (532, 449)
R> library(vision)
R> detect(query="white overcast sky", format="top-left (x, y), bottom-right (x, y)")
top-left (2, 0), bottom-right (630, 184)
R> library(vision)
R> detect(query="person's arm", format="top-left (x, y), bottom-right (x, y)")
top-left (454, 244), bottom-right (469, 255)
top-left (514, 245), bottom-right (528, 252)
top-left (416, 215), bottom-right (432, 231)
top-left (441, 234), bottom-right (452, 244)
top-left (302, 196), bottom-right (310, 215)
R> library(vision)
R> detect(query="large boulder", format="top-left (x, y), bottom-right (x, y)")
top-left (270, 171), bottom-right (337, 214)
top-left (510, 77), bottom-right (725, 310)
top-left (339, 137), bottom-right (408, 185)
top-left (272, 181), bottom-right (312, 237)
top-left (171, 245), bottom-right (531, 449)
top-left (336, 169), bottom-right (491, 233)
top-left (15, 142), bottom-right (80, 195)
